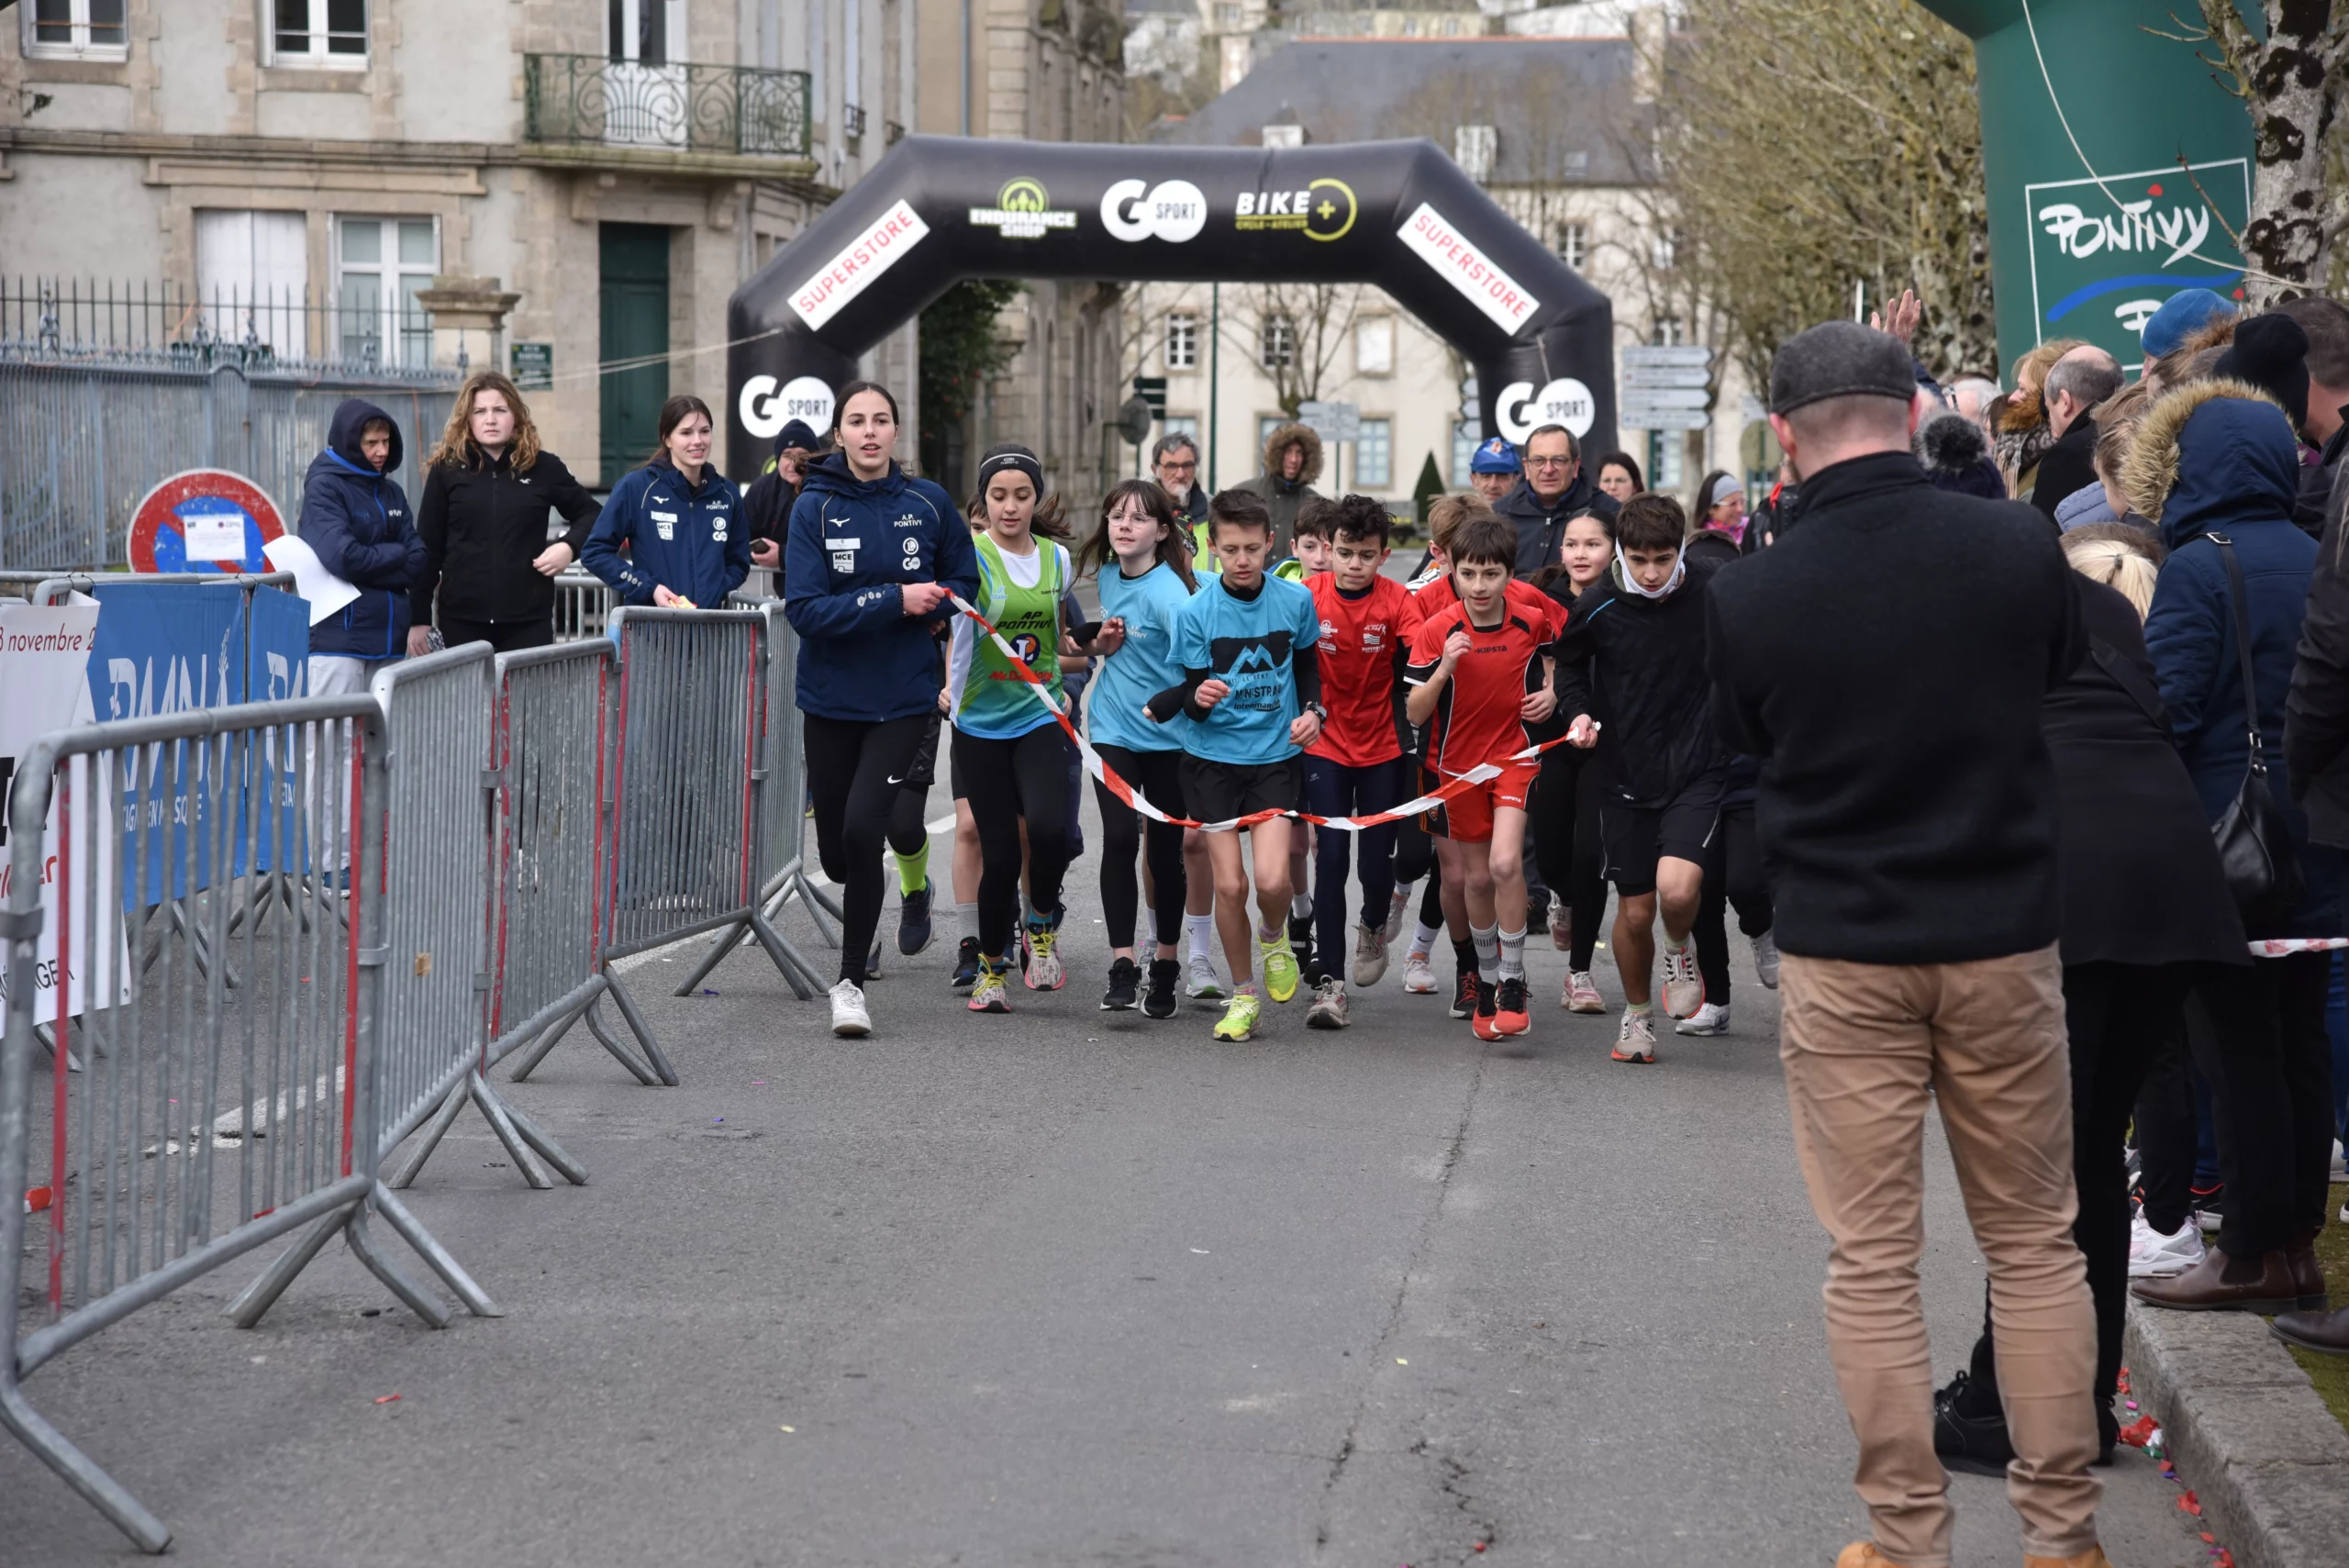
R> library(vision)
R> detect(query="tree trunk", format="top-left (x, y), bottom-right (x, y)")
top-left (2200, 0), bottom-right (2349, 302)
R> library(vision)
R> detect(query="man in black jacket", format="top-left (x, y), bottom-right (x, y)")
top-left (2274, 296), bottom-right (2349, 537)
top-left (1496, 423), bottom-right (1620, 577)
top-left (2030, 345), bottom-right (2122, 522)
top-left (1708, 321), bottom-right (2106, 1568)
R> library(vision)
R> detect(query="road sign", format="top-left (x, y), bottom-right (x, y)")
top-left (1620, 407), bottom-right (1713, 431)
top-left (511, 341), bottom-right (554, 392)
top-left (1133, 374), bottom-right (1167, 415)
top-left (1114, 395), bottom-right (1154, 447)
top-left (1620, 364), bottom-right (1710, 390)
top-left (1618, 386), bottom-right (1710, 411)
top-left (1620, 344), bottom-right (1713, 368)
top-left (1297, 399), bottom-right (1361, 443)
top-left (128, 469), bottom-right (285, 573)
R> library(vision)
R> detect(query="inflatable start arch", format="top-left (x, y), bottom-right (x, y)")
top-left (726, 135), bottom-right (1617, 478)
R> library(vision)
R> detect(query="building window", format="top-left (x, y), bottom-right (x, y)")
top-left (1652, 228), bottom-right (1684, 271)
top-left (1452, 420), bottom-right (1479, 489)
top-left (336, 216), bottom-right (438, 369)
top-left (195, 209), bottom-right (309, 359)
top-left (1259, 315), bottom-right (1296, 372)
top-left (1651, 317), bottom-right (1685, 347)
top-left (1261, 123), bottom-right (1304, 149)
top-left (1163, 414), bottom-right (1199, 448)
top-left (1557, 221), bottom-right (1589, 272)
top-left (27, 0), bottom-right (127, 58)
top-left (1165, 312), bottom-right (1198, 371)
top-left (1216, 3), bottom-right (1242, 27)
top-left (1356, 417), bottom-right (1392, 488)
top-left (272, 0), bottom-right (367, 65)
top-left (1453, 124), bottom-right (1497, 183)
top-left (1355, 316), bottom-right (1394, 377)
top-left (1259, 415), bottom-right (1288, 453)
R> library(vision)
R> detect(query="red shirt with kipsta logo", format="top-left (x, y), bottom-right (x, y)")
top-left (1306, 573), bottom-right (1421, 768)
top-left (1407, 581), bottom-right (1564, 774)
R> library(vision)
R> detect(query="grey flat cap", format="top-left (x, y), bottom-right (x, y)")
top-left (1769, 321), bottom-right (1917, 415)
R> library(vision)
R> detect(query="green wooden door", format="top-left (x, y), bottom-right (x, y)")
top-left (599, 223), bottom-right (671, 486)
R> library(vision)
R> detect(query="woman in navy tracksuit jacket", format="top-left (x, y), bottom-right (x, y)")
top-left (303, 398), bottom-right (426, 692)
top-left (784, 380), bottom-right (979, 1031)
top-left (582, 394), bottom-right (749, 608)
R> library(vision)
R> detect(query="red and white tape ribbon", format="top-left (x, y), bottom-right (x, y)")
top-left (947, 592), bottom-right (1577, 832)
top-left (2248, 937), bottom-right (2349, 956)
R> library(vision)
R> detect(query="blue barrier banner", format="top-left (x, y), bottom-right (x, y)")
top-left (88, 584), bottom-right (245, 906)
top-left (239, 585), bottom-right (314, 876)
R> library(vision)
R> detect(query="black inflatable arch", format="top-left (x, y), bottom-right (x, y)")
top-left (726, 135), bottom-right (1616, 482)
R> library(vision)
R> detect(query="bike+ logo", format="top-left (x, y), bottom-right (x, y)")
top-left (1234, 178), bottom-right (1356, 242)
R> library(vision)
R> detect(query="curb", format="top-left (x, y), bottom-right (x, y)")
top-left (2123, 1298), bottom-right (2349, 1568)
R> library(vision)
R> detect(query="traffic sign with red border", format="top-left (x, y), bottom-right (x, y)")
top-left (127, 469), bottom-right (286, 573)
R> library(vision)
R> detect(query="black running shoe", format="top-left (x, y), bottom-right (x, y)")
top-left (1930, 1372), bottom-right (2013, 1476)
top-left (1288, 910), bottom-right (1315, 983)
top-left (898, 878), bottom-right (934, 955)
top-left (1143, 957), bottom-right (1181, 1018)
top-left (1102, 957), bottom-right (1141, 1011)
top-left (951, 935), bottom-right (982, 991)
top-left (1450, 965), bottom-right (1477, 1020)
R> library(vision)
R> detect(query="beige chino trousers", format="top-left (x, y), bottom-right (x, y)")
top-left (1778, 942), bottom-right (2100, 1567)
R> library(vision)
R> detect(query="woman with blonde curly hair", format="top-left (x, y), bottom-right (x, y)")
top-left (1991, 337), bottom-right (2087, 496)
top-left (408, 369), bottom-right (602, 652)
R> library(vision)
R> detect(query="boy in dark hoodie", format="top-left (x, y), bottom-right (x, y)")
top-left (1553, 492), bottom-right (1725, 1062)
top-left (302, 397), bottom-right (425, 693)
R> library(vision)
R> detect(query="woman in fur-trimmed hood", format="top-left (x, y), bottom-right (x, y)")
top-left (2131, 374), bottom-right (2340, 1313)
top-left (1232, 419), bottom-right (1324, 558)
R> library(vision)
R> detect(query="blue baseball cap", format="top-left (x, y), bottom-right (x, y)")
top-left (2141, 288), bottom-right (2232, 358)
top-left (1469, 437), bottom-right (1520, 474)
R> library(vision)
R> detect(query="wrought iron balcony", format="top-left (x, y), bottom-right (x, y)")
top-left (524, 54), bottom-right (811, 159)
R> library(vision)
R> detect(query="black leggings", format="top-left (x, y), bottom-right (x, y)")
top-left (2134, 1007), bottom-right (2200, 1235)
top-left (1693, 802), bottom-right (1773, 1003)
top-left (804, 711), bottom-right (930, 984)
top-left (1967, 962), bottom-right (2195, 1423)
top-left (885, 709), bottom-right (942, 860)
top-left (1531, 745), bottom-right (1607, 971)
top-left (1303, 755), bottom-right (1405, 964)
top-left (438, 614), bottom-right (555, 652)
top-left (954, 725), bottom-right (1075, 958)
top-left (1094, 743), bottom-right (1187, 951)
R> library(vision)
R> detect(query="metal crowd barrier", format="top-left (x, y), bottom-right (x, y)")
top-left (29, 570), bottom-right (296, 607)
top-left (393, 640), bottom-right (614, 1190)
top-left (1, 692), bottom-right (493, 1553)
top-left (551, 570), bottom-right (615, 642)
top-left (573, 607), bottom-right (807, 1085)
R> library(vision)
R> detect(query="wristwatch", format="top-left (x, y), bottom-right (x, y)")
top-left (1304, 701), bottom-right (1328, 722)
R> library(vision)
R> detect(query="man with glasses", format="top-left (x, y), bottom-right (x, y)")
top-left (1152, 434), bottom-right (1213, 569)
top-left (1497, 423), bottom-right (1620, 579)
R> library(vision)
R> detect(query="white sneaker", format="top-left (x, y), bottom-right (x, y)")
top-left (1550, 901), bottom-right (1573, 952)
top-left (1750, 929), bottom-right (1780, 990)
top-left (1385, 885), bottom-right (1414, 951)
top-left (1185, 951), bottom-right (1226, 1000)
top-left (1401, 951), bottom-right (1437, 993)
top-left (2128, 1207), bottom-right (2205, 1278)
top-left (1675, 1001), bottom-right (1730, 1036)
top-left (1611, 1009), bottom-right (1657, 1064)
top-left (1660, 938), bottom-right (1704, 1019)
top-left (1352, 921), bottom-right (1389, 987)
top-left (829, 979), bottom-right (872, 1038)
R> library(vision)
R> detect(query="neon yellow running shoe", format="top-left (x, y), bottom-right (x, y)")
top-left (1259, 930), bottom-right (1300, 1004)
top-left (1212, 990), bottom-right (1262, 1041)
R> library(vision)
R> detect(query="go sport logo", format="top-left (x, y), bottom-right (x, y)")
top-left (969, 177), bottom-right (1077, 240)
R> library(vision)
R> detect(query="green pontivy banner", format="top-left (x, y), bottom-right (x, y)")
top-left (1916, 0), bottom-right (2254, 376)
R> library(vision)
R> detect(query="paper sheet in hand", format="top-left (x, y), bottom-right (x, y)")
top-left (262, 533), bottom-right (361, 626)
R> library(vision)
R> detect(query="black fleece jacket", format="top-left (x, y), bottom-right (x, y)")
top-left (1549, 559), bottom-right (1724, 807)
top-left (411, 448), bottom-right (600, 626)
top-left (1706, 450), bottom-right (2085, 964)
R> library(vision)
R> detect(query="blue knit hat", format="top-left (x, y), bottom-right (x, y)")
top-left (2141, 288), bottom-right (2232, 358)
top-left (1469, 437), bottom-right (1520, 474)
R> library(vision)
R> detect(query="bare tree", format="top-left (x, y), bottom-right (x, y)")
top-left (1223, 282), bottom-right (1364, 417)
top-left (2177, 0), bottom-right (2349, 300)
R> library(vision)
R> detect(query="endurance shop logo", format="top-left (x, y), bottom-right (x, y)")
top-left (969, 178), bottom-right (1077, 240)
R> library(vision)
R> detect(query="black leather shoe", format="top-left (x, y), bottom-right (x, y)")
top-left (2272, 1305), bottom-right (2349, 1354)
top-left (1931, 1371), bottom-right (2013, 1475)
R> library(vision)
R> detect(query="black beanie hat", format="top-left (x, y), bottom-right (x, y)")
top-left (2216, 313), bottom-right (2311, 432)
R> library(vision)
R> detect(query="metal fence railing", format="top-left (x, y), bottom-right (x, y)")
top-left (0, 277), bottom-right (481, 383)
top-left (1, 693), bottom-right (495, 1552)
top-left (0, 361), bottom-right (456, 572)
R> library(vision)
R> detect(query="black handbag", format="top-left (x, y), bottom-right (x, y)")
top-left (2207, 533), bottom-right (2303, 928)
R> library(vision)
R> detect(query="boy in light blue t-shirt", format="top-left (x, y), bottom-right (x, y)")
top-left (1144, 490), bottom-right (1325, 1042)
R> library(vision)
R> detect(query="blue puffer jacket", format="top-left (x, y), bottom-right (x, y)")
top-left (2139, 382), bottom-right (2334, 929)
top-left (783, 453), bottom-right (979, 722)
top-left (303, 399), bottom-right (424, 659)
top-left (582, 455), bottom-right (749, 608)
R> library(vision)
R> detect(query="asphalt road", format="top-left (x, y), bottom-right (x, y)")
top-left (4, 791), bottom-right (2221, 1567)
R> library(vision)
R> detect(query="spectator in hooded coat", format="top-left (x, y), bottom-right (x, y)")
top-left (2132, 377), bottom-right (2339, 1318)
top-left (302, 397), bottom-right (425, 695)
top-left (1233, 421), bottom-right (1325, 559)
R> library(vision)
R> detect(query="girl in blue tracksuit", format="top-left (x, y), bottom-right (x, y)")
top-left (784, 380), bottom-right (980, 1037)
top-left (582, 395), bottom-right (749, 608)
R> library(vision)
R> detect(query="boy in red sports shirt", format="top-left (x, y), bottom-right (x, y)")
top-left (1301, 495), bottom-right (1422, 1029)
top-left (1406, 512), bottom-right (1563, 1040)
